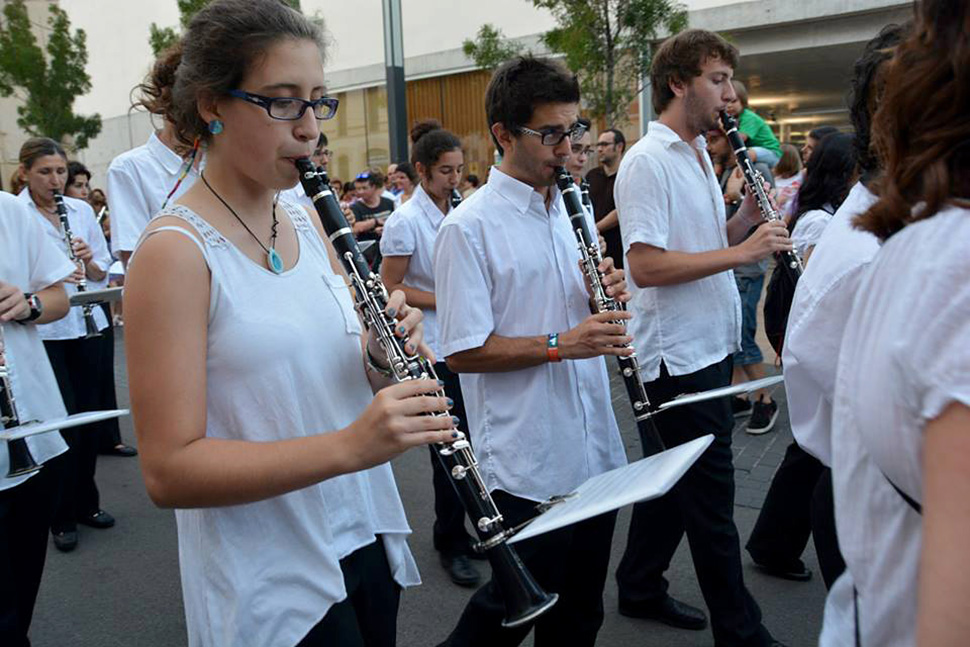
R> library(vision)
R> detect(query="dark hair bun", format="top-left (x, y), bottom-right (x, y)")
top-left (410, 119), bottom-right (442, 145)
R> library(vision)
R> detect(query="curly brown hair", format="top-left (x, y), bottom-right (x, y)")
top-left (856, 0), bottom-right (970, 239)
top-left (134, 42), bottom-right (183, 117)
top-left (650, 29), bottom-right (739, 115)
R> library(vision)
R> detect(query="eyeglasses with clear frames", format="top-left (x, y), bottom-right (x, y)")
top-left (228, 90), bottom-right (339, 121)
top-left (518, 122), bottom-right (589, 146)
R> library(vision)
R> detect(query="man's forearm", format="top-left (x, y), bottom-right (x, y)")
top-left (596, 209), bottom-right (619, 232)
top-left (727, 211), bottom-right (760, 245)
top-left (627, 245), bottom-right (745, 288)
top-left (35, 284), bottom-right (70, 324)
top-left (446, 333), bottom-right (548, 373)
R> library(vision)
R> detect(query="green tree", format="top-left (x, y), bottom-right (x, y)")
top-left (0, 0), bottom-right (101, 149)
top-left (462, 24), bottom-right (525, 71)
top-left (535, 0), bottom-right (688, 126)
top-left (150, 0), bottom-right (303, 55)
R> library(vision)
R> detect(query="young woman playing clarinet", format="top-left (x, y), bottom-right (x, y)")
top-left (379, 120), bottom-right (481, 587)
top-left (123, 2), bottom-right (456, 646)
top-left (17, 138), bottom-right (116, 553)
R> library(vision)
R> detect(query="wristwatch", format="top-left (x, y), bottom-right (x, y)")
top-left (17, 292), bottom-right (43, 323)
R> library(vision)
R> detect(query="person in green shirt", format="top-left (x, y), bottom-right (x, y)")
top-left (726, 79), bottom-right (782, 167)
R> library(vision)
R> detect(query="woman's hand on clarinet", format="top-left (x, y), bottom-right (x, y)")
top-left (368, 289), bottom-right (435, 363)
top-left (341, 379), bottom-right (458, 469)
top-left (558, 311), bottom-right (634, 360)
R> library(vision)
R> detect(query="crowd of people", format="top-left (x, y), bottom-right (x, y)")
top-left (1, 0), bottom-right (967, 646)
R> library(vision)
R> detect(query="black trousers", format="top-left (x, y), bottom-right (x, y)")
top-left (746, 442), bottom-right (845, 589)
top-left (439, 490), bottom-right (617, 647)
top-left (95, 321), bottom-right (123, 452)
top-left (430, 362), bottom-right (474, 556)
top-left (44, 337), bottom-right (102, 533)
top-left (296, 537), bottom-right (400, 647)
top-left (0, 453), bottom-right (63, 647)
top-left (616, 357), bottom-right (772, 647)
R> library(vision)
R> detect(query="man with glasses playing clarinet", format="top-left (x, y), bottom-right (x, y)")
top-left (1, 191), bottom-right (75, 646)
top-left (433, 56), bottom-right (631, 647)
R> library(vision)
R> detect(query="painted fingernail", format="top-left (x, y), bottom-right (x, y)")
top-left (437, 379), bottom-right (445, 386)
top-left (452, 416), bottom-right (461, 426)
top-left (451, 431), bottom-right (459, 438)
top-left (398, 326), bottom-right (406, 334)
top-left (387, 307), bottom-right (397, 317)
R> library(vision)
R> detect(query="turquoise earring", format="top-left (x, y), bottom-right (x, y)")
top-left (208, 120), bottom-right (224, 135)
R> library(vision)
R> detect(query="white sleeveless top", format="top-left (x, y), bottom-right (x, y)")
top-left (133, 200), bottom-right (419, 647)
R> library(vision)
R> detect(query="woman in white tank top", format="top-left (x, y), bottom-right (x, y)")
top-left (123, 3), bottom-right (458, 646)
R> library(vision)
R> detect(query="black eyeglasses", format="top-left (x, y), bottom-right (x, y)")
top-left (571, 145), bottom-right (593, 156)
top-left (228, 90), bottom-right (339, 121)
top-left (518, 122), bottom-right (589, 146)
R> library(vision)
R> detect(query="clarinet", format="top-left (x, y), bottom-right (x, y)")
top-left (1, 325), bottom-right (41, 477)
top-left (450, 188), bottom-right (463, 210)
top-left (579, 177), bottom-right (593, 213)
top-left (718, 111), bottom-right (803, 277)
top-left (554, 167), bottom-right (665, 456)
top-left (295, 159), bottom-right (557, 628)
top-left (53, 192), bottom-right (101, 338)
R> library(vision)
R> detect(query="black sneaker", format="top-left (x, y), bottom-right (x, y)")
top-left (746, 398), bottom-right (779, 435)
top-left (732, 396), bottom-right (753, 418)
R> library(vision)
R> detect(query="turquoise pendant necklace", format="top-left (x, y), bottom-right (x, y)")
top-left (202, 173), bottom-right (284, 274)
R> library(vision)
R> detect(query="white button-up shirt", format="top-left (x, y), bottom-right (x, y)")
top-left (433, 167), bottom-right (627, 503)
top-left (1, 192), bottom-right (74, 491)
top-left (783, 183), bottom-right (879, 467)
top-left (616, 121), bottom-right (741, 380)
top-left (107, 131), bottom-right (199, 253)
top-left (17, 190), bottom-right (110, 340)
top-left (380, 184), bottom-right (450, 359)
top-left (824, 206), bottom-right (970, 647)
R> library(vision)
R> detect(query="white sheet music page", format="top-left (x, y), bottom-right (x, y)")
top-left (508, 434), bottom-right (714, 544)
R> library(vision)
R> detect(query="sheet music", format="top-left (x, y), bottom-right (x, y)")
top-left (509, 435), bottom-right (713, 544)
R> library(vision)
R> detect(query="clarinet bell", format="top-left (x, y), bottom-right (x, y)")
top-left (6, 437), bottom-right (41, 477)
top-left (82, 309), bottom-right (101, 339)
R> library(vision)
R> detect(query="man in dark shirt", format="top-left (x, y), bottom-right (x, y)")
top-left (351, 168), bottom-right (395, 242)
top-left (585, 128), bottom-right (626, 268)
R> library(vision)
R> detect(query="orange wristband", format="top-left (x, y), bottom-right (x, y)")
top-left (546, 333), bottom-right (562, 363)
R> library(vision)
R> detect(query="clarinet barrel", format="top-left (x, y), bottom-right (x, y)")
top-left (296, 158), bottom-right (558, 627)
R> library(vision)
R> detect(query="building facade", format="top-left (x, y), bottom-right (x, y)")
top-left (1, 0), bottom-right (909, 191)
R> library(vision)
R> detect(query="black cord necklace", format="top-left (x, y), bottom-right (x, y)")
top-left (201, 172), bottom-right (284, 274)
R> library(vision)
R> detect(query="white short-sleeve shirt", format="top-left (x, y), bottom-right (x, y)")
top-left (380, 184), bottom-right (448, 359)
top-left (616, 121), bottom-right (741, 380)
top-left (433, 167), bottom-right (627, 503)
top-left (17, 190), bottom-right (110, 339)
top-left (790, 207), bottom-right (834, 260)
top-left (824, 205), bottom-right (970, 647)
top-left (0, 193), bottom-right (74, 491)
top-left (783, 183), bottom-right (879, 466)
top-left (107, 131), bottom-right (199, 253)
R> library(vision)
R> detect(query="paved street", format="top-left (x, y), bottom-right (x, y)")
top-left (30, 331), bottom-right (826, 646)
